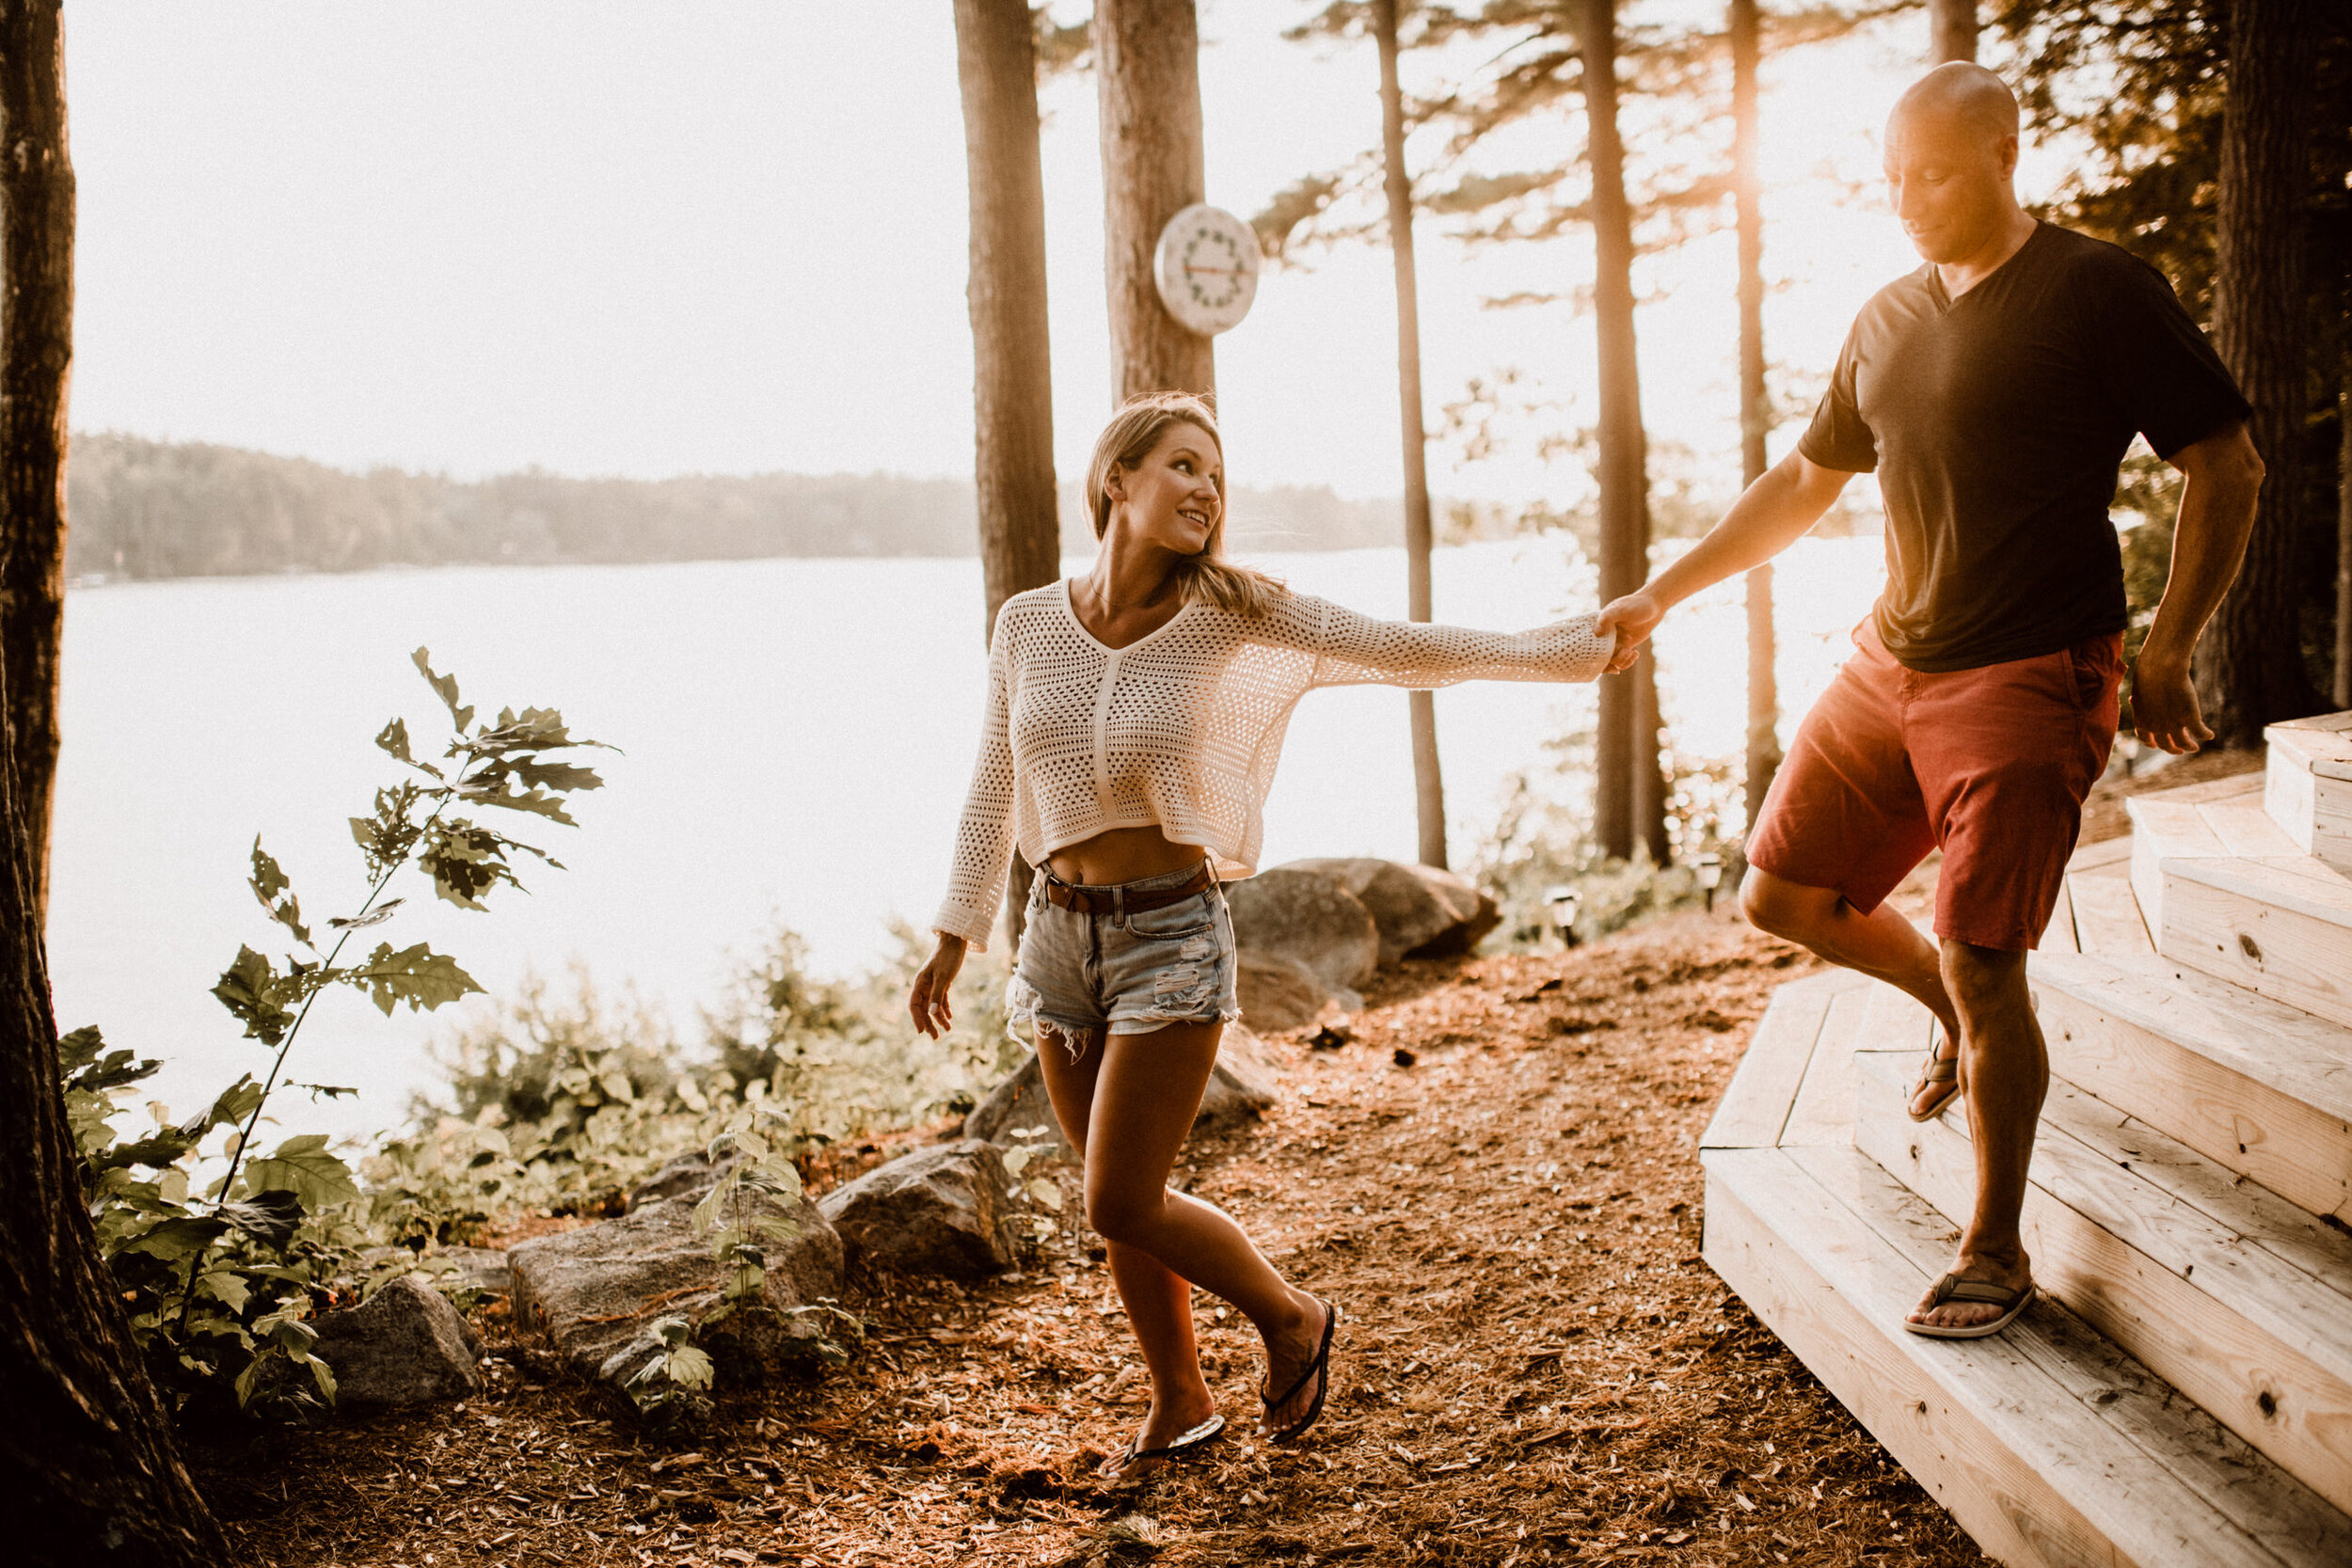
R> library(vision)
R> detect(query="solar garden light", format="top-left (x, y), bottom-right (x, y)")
top-left (1694, 851), bottom-right (1725, 912)
top-left (1545, 884), bottom-right (1581, 949)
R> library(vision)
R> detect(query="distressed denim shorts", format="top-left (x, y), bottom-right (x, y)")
top-left (1006, 862), bottom-right (1242, 1055)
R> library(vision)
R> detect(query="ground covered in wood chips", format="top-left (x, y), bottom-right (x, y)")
top-left (185, 906), bottom-right (2005, 1568)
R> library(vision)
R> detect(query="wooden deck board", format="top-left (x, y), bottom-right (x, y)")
top-left (1780, 982), bottom-right (1872, 1148)
top-left (2072, 869), bottom-right (2157, 959)
top-left (1701, 970), bottom-right (1862, 1150)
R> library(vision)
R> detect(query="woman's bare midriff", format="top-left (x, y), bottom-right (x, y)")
top-left (1044, 825), bottom-right (1206, 888)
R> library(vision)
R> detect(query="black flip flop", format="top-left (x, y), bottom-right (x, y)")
top-left (1260, 1298), bottom-right (1338, 1444)
top-left (1100, 1413), bottom-right (1225, 1479)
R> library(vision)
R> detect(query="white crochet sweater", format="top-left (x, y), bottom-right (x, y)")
top-left (933, 579), bottom-right (1614, 949)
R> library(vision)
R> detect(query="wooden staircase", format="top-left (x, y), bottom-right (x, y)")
top-left (1703, 722), bottom-right (2352, 1567)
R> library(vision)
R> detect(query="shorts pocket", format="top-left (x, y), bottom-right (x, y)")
top-left (1123, 892), bottom-right (1216, 942)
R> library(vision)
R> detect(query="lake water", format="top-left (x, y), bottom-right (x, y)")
top-left (49, 536), bottom-right (1884, 1146)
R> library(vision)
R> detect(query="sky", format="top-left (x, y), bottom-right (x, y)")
top-left (65, 1), bottom-right (2065, 506)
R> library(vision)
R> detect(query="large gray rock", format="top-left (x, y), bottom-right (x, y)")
top-left (311, 1274), bottom-right (482, 1409)
top-left (508, 1190), bottom-right (844, 1385)
top-left (433, 1245), bottom-right (514, 1299)
top-left (818, 1139), bottom-right (1020, 1276)
top-left (1225, 867), bottom-right (1379, 992)
top-left (964, 1023), bottom-right (1282, 1157)
top-left (628, 1149), bottom-right (739, 1210)
top-left (1236, 950), bottom-right (1353, 1031)
top-left (1279, 857), bottom-right (1502, 963)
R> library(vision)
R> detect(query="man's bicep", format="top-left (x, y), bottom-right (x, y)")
top-left (2164, 420), bottom-right (2264, 485)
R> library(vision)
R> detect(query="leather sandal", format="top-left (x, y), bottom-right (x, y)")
top-left (1100, 1413), bottom-right (1224, 1479)
top-left (1903, 1273), bottom-right (2034, 1339)
top-left (1907, 1020), bottom-right (1961, 1123)
top-left (1260, 1298), bottom-right (1338, 1444)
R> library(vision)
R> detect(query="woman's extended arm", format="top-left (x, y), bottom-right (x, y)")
top-left (912, 623), bottom-right (1018, 1037)
top-left (1296, 594), bottom-right (1616, 689)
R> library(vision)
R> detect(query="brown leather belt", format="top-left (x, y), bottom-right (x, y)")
top-left (1040, 862), bottom-right (1216, 917)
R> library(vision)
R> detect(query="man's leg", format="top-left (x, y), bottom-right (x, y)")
top-left (1741, 869), bottom-right (1961, 1114)
top-left (1906, 941), bottom-right (2041, 1330)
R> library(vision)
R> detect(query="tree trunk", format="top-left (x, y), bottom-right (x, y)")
top-left (0, 0), bottom-right (73, 927)
top-left (1731, 0), bottom-right (1779, 832)
top-left (1574, 0), bottom-right (1657, 863)
top-left (1929, 0), bottom-right (1977, 64)
top-left (2198, 0), bottom-right (2321, 745)
top-left (2334, 362), bottom-right (2350, 710)
top-left (1095, 0), bottom-right (1213, 404)
top-left (1375, 0), bottom-right (1448, 869)
top-left (952, 0), bottom-right (1062, 946)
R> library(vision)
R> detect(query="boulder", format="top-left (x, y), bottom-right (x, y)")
top-left (964, 1022), bottom-right (1284, 1155)
top-left (434, 1245), bottom-right (515, 1299)
top-left (311, 1274), bottom-right (482, 1409)
top-left (508, 1190), bottom-right (845, 1386)
top-left (628, 1148), bottom-right (739, 1210)
top-left (1224, 867), bottom-right (1379, 992)
top-left (1279, 857), bottom-right (1502, 962)
top-left (818, 1139), bottom-right (1020, 1276)
top-left (1236, 951), bottom-right (1356, 1031)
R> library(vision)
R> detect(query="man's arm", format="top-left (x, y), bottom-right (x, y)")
top-left (1594, 450), bottom-right (1854, 673)
top-left (2131, 420), bottom-right (2265, 753)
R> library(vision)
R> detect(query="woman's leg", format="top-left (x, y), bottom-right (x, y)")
top-left (1073, 1021), bottom-right (1330, 1438)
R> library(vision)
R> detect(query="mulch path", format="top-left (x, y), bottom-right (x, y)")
top-left (186, 908), bottom-right (1994, 1567)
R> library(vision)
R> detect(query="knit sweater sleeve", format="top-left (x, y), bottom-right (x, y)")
top-left (1293, 595), bottom-right (1616, 689)
top-left (931, 614), bottom-right (1018, 952)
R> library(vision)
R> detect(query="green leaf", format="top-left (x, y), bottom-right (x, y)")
top-left (202, 1074), bottom-right (266, 1134)
top-left (117, 1214), bottom-right (232, 1260)
top-left (374, 716), bottom-right (444, 779)
top-left (212, 946), bottom-right (296, 1046)
top-left (352, 942), bottom-right (483, 1016)
top-left (413, 647), bottom-right (474, 733)
top-left (197, 1269), bottom-right (253, 1312)
top-left (514, 759), bottom-right (605, 794)
top-left (241, 1136), bottom-right (358, 1211)
top-left (218, 1189), bottom-right (307, 1244)
top-left (1026, 1178), bottom-right (1064, 1212)
top-left (663, 1342), bottom-right (715, 1391)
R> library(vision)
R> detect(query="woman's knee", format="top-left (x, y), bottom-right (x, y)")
top-left (1084, 1178), bottom-right (1168, 1245)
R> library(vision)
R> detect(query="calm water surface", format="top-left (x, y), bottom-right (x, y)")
top-left (50, 538), bottom-right (1884, 1144)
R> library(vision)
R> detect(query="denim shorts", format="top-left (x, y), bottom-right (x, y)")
top-left (1006, 862), bottom-right (1242, 1054)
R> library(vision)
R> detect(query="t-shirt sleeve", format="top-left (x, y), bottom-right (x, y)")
top-left (2085, 257), bottom-right (2250, 459)
top-left (1797, 325), bottom-right (1878, 474)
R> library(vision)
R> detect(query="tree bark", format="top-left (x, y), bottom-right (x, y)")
top-left (1929, 0), bottom-right (1977, 64)
top-left (1375, 0), bottom-right (1448, 869)
top-left (1731, 0), bottom-right (1780, 832)
top-left (0, 0), bottom-right (73, 927)
top-left (2334, 363), bottom-right (2350, 709)
top-left (1574, 0), bottom-right (1659, 863)
top-left (1095, 0), bottom-right (1213, 404)
top-left (952, 0), bottom-right (1062, 944)
top-left (2198, 0), bottom-right (2321, 745)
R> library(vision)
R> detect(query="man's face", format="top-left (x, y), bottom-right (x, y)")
top-left (1883, 107), bottom-right (2016, 265)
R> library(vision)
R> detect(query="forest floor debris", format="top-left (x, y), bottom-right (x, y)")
top-left (186, 904), bottom-right (1995, 1567)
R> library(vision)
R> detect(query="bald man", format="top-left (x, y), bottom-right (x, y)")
top-left (1597, 65), bottom-right (2265, 1337)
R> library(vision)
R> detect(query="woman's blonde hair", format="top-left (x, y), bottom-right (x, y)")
top-left (1085, 391), bottom-right (1286, 618)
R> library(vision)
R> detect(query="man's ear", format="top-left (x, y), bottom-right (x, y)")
top-left (1996, 132), bottom-right (2021, 179)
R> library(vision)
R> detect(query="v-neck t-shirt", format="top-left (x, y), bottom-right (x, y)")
top-left (1798, 221), bottom-right (2249, 673)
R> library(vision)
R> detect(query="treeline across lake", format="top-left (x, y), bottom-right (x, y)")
top-left (63, 434), bottom-right (1417, 582)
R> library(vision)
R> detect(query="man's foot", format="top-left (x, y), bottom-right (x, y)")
top-left (1258, 1294), bottom-right (1336, 1441)
top-left (1908, 1022), bottom-right (1961, 1121)
top-left (1904, 1251), bottom-right (2031, 1335)
top-left (1101, 1397), bottom-right (1223, 1480)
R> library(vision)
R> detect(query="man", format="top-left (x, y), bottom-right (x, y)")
top-left (1596, 63), bottom-right (2265, 1337)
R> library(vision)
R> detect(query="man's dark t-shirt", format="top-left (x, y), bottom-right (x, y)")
top-left (1798, 221), bottom-right (2249, 673)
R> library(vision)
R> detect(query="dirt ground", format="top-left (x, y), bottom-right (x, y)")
top-left (187, 908), bottom-right (2001, 1568)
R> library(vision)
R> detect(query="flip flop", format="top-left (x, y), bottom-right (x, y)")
top-left (1903, 1273), bottom-right (2034, 1339)
top-left (1100, 1413), bottom-right (1225, 1479)
top-left (1907, 1019), bottom-right (1960, 1123)
top-left (1260, 1297), bottom-right (1338, 1444)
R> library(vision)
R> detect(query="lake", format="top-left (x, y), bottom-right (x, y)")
top-left (48, 536), bottom-right (1885, 1145)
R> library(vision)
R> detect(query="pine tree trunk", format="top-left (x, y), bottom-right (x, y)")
top-left (1929, 0), bottom-right (1977, 64)
top-left (1375, 0), bottom-right (1448, 869)
top-left (2198, 0), bottom-right (2321, 745)
top-left (1731, 0), bottom-right (1779, 832)
top-left (2334, 362), bottom-right (2350, 709)
top-left (952, 0), bottom-right (1062, 944)
top-left (1095, 0), bottom-right (1213, 404)
top-left (0, 691), bottom-right (225, 1560)
top-left (1575, 0), bottom-right (1656, 863)
top-left (0, 0), bottom-right (73, 927)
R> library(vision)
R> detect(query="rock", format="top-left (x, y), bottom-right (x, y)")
top-left (1236, 950), bottom-right (1357, 1031)
top-left (1225, 867), bottom-right (1379, 992)
top-left (508, 1190), bottom-right (845, 1385)
top-left (1279, 857), bottom-right (1502, 962)
top-left (818, 1139), bottom-right (1020, 1276)
top-left (434, 1245), bottom-right (514, 1300)
top-left (628, 1149), bottom-right (739, 1210)
top-left (964, 1023), bottom-right (1282, 1156)
top-left (311, 1274), bottom-right (482, 1409)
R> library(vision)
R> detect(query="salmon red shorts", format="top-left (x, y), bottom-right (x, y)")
top-left (1746, 619), bottom-right (2123, 953)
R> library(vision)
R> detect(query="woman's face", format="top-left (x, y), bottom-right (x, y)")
top-left (1109, 421), bottom-right (1224, 557)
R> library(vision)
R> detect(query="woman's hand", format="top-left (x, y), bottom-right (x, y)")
top-left (909, 934), bottom-right (968, 1039)
top-left (1594, 589), bottom-right (1663, 674)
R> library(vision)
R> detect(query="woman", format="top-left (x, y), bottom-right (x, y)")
top-left (909, 391), bottom-right (1612, 1476)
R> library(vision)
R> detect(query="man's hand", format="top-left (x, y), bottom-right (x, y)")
top-left (1595, 590), bottom-right (1664, 674)
top-left (909, 934), bottom-right (967, 1038)
top-left (2130, 644), bottom-right (2213, 755)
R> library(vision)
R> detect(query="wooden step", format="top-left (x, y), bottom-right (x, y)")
top-left (1704, 1138), bottom-right (2352, 1567)
top-left (1854, 1053), bottom-right (2352, 1516)
top-left (2127, 792), bottom-right (2352, 1029)
top-left (2265, 715), bottom-right (2352, 871)
top-left (2029, 949), bottom-right (2352, 1225)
